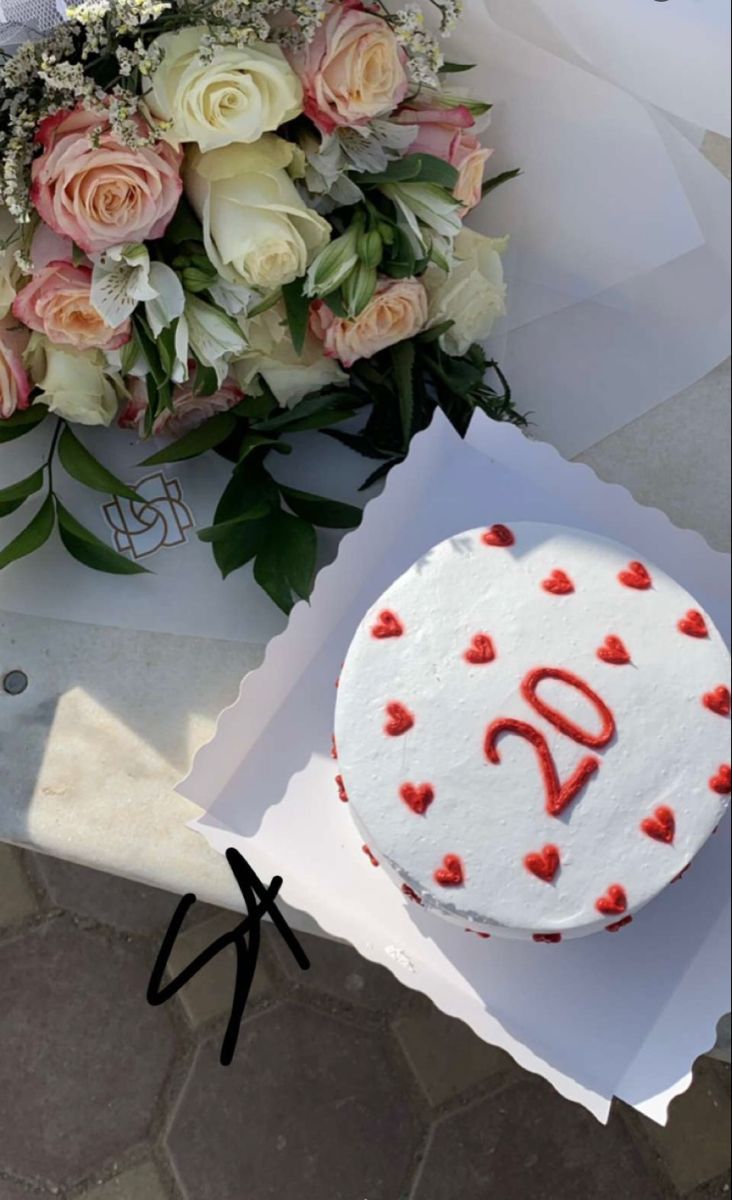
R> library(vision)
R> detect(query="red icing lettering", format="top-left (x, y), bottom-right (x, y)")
top-left (465, 929), bottom-right (491, 939)
top-left (371, 610), bottom-right (404, 639)
top-left (641, 806), bottom-right (675, 845)
top-left (703, 686), bottom-right (730, 717)
top-left (597, 635), bottom-right (631, 666)
top-left (533, 933), bottom-right (562, 944)
top-left (482, 524), bottom-right (515, 548)
top-left (678, 610), bottom-right (709, 639)
top-left (485, 718), bottom-right (600, 818)
top-left (434, 854), bottom-right (465, 887)
top-left (606, 916), bottom-right (633, 933)
top-left (464, 633), bottom-right (496, 665)
top-left (384, 702), bottom-right (414, 737)
top-left (400, 783), bottom-right (434, 815)
top-left (331, 734), bottom-right (338, 760)
top-left (401, 884), bottom-right (423, 905)
top-left (542, 570), bottom-right (574, 595)
top-left (618, 561), bottom-right (652, 590)
top-left (335, 774), bottom-right (349, 803)
top-left (595, 884), bottom-right (627, 916)
top-left (521, 666), bottom-right (616, 749)
top-left (524, 844), bottom-right (561, 883)
top-left (362, 845), bottom-right (379, 867)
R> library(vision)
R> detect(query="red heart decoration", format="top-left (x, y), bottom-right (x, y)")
top-left (464, 633), bottom-right (496, 665)
top-left (384, 702), bottom-right (414, 737)
top-left (533, 933), bottom-right (562, 944)
top-left (596, 635), bottom-right (631, 666)
top-left (641, 805), bottom-right (675, 845)
top-left (482, 524), bottom-right (515, 548)
top-left (703, 686), bottom-right (731, 717)
top-left (595, 884), bottom-right (628, 916)
top-left (371, 609), bottom-right (404, 639)
top-left (524, 844), bottom-right (561, 883)
top-left (362, 845), bottom-right (379, 867)
top-left (618, 561), bottom-right (652, 590)
top-left (606, 916), bottom-right (633, 933)
top-left (335, 774), bottom-right (349, 803)
top-left (678, 610), bottom-right (708, 639)
top-left (434, 854), bottom-right (464, 887)
top-left (400, 782), bottom-right (434, 815)
top-left (401, 884), bottom-right (423, 905)
top-left (709, 764), bottom-right (731, 795)
top-left (542, 569), bottom-right (574, 595)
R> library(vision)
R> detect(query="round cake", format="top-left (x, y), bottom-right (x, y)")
top-left (333, 522), bottom-right (731, 941)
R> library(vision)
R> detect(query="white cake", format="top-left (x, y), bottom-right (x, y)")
top-left (333, 522), bottom-right (731, 941)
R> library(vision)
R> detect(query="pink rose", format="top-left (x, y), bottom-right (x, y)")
top-left (31, 106), bottom-right (183, 255)
top-left (0, 326), bottom-right (31, 418)
top-left (394, 102), bottom-right (492, 212)
top-left (120, 375), bottom-right (243, 439)
top-left (13, 261), bottom-right (131, 352)
top-left (291, 0), bottom-right (409, 134)
top-left (311, 277), bottom-right (427, 367)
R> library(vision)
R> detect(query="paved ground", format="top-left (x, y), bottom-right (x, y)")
top-left (0, 844), bottom-right (729, 1200)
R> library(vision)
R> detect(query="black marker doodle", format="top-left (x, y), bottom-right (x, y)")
top-left (147, 849), bottom-right (310, 1065)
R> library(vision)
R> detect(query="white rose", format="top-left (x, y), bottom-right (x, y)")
top-left (235, 301), bottom-right (346, 408)
top-left (185, 136), bottom-right (331, 291)
top-left (29, 339), bottom-right (119, 426)
top-left (425, 229), bottom-right (508, 357)
top-left (146, 30), bottom-right (303, 151)
top-left (0, 206), bottom-right (21, 320)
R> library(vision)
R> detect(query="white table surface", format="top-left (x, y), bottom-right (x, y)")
top-left (1, 140), bottom-right (729, 927)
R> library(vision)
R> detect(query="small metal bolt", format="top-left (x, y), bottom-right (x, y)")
top-left (2, 670), bottom-right (28, 696)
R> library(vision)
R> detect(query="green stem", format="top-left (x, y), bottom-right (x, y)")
top-left (45, 419), bottom-right (63, 496)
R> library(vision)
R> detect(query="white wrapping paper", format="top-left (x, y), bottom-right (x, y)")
top-left (0, 0), bottom-right (729, 635)
top-left (182, 412), bottom-right (731, 1124)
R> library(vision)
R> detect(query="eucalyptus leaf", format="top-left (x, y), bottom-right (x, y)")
top-left (0, 406), bottom-right (48, 444)
top-left (58, 426), bottom-right (142, 501)
top-left (253, 510), bottom-right (317, 614)
top-left (56, 501), bottom-right (149, 575)
top-left (280, 486), bottom-right (362, 529)
top-left (140, 412), bottom-right (238, 465)
top-left (0, 494), bottom-right (55, 571)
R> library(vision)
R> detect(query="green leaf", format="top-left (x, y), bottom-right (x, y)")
top-left (0, 406), bottom-right (48, 444)
top-left (140, 412), bottom-right (238, 465)
top-left (133, 315), bottom-right (167, 389)
top-left (252, 390), bottom-right (351, 433)
top-left (58, 426), bottom-right (142, 502)
top-left (164, 196), bottom-right (204, 244)
top-left (210, 462), bottom-right (280, 578)
top-left (157, 319), bottom-right (179, 379)
top-left (391, 340), bottom-right (415, 445)
top-left (197, 501), bottom-right (273, 542)
top-left (0, 494), bottom-right (55, 570)
top-left (253, 510), bottom-right (317, 614)
top-left (410, 154), bottom-right (459, 189)
top-left (56, 501), bottom-right (150, 575)
top-left (280, 486), bottom-right (362, 529)
top-left (481, 168), bottom-right (522, 199)
top-left (440, 61), bottom-right (476, 73)
top-left (359, 458), bottom-right (401, 491)
top-left (281, 277), bottom-right (310, 356)
top-left (356, 155), bottom-right (424, 186)
top-left (193, 360), bottom-right (220, 398)
top-left (0, 467), bottom-right (45, 509)
top-left (238, 433), bottom-right (291, 462)
top-left (247, 290), bottom-right (282, 318)
top-left (416, 320), bottom-right (454, 345)
top-left (322, 429), bottom-right (391, 460)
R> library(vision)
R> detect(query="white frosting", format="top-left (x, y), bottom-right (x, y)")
top-left (334, 522), bottom-right (731, 940)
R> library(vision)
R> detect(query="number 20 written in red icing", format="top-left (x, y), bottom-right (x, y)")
top-left (484, 668), bottom-right (616, 817)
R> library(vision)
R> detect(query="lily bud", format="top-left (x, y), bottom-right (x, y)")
top-left (342, 261), bottom-right (377, 317)
top-left (358, 230), bottom-right (383, 269)
top-left (304, 225), bottom-right (360, 298)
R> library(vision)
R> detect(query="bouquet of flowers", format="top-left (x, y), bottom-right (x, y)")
top-left (0, 0), bottom-right (523, 612)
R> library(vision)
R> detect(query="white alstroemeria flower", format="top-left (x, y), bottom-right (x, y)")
top-left (185, 294), bottom-right (247, 386)
top-left (208, 277), bottom-right (259, 318)
top-left (145, 262), bottom-right (185, 338)
top-left (382, 182), bottom-right (462, 241)
top-left (91, 244), bottom-right (158, 328)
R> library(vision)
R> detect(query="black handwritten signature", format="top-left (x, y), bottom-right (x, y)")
top-left (147, 849), bottom-right (310, 1065)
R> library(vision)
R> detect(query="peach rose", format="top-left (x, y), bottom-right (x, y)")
top-left (13, 261), bottom-right (131, 352)
top-left (31, 106), bottom-right (183, 256)
top-left (311, 277), bottom-right (427, 367)
top-left (0, 326), bottom-right (31, 418)
top-left (394, 101), bottom-right (492, 212)
top-left (119, 374), bottom-right (243, 439)
top-left (291, 0), bottom-right (409, 134)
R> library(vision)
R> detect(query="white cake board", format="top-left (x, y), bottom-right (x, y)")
top-left (181, 412), bottom-right (731, 1125)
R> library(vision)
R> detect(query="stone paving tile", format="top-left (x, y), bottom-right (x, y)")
top-left (0, 917), bottom-right (177, 1189)
top-left (271, 928), bottom-right (407, 1014)
top-left (394, 996), bottom-right (517, 1107)
top-left (34, 855), bottom-right (218, 937)
top-left (0, 845), bottom-right (41, 929)
top-left (412, 1078), bottom-right (662, 1200)
top-left (75, 1162), bottom-right (169, 1200)
top-left (166, 1002), bottom-right (424, 1200)
top-left (637, 1059), bottom-right (731, 1196)
top-left (688, 1173), bottom-right (731, 1200)
top-left (0, 1178), bottom-right (46, 1199)
top-left (165, 910), bottom-right (274, 1028)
